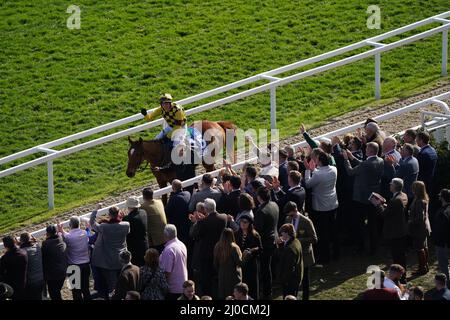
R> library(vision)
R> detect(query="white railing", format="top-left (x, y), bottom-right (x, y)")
top-left (2, 91), bottom-right (448, 247)
top-left (1, 11), bottom-right (449, 210)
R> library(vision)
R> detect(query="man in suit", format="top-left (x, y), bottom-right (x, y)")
top-left (381, 137), bottom-right (401, 200)
top-left (190, 198), bottom-right (227, 298)
top-left (278, 149), bottom-right (290, 192)
top-left (402, 129), bottom-right (420, 157)
top-left (371, 178), bottom-right (408, 279)
top-left (140, 188), bottom-right (167, 253)
top-left (188, 174), bottom-right (222, 212)
top-left (393, 143), bottom-right (419, 201)
top-left (112, 250), bottom-right (140, 300)
top-left (217, 175), bottom-right (242, 218)
top-left (269, 170), bottom-right (306, 229)
top-left (122, 196), bottom-right (148, 267)
top-left (343, 142), bottom-right (384, 254)
top-left (165, 180), bottom-right (191, 245)
top-left (416, 131), bottom-right (438, 195)
top-left (253, 186), bottom-right (279, 299)
top-left (284, 201), bottom-right (317, 300)
top-left (90, 205), bottom-right (130, 298)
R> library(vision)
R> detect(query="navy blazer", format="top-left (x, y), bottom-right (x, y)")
top-left (272, 186), bottom-right (306, 229)
top-left (165, 190), bottom-right (191, 243)
top-left (417, 145), bottom-right (438, 193)
top-left (395, 156), bottom-right (419, 199)
top-left (278, 161), bottom-right (289, 193)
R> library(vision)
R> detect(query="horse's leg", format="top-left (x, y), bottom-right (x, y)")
top-left (153, 171), bottom-right (169, 205)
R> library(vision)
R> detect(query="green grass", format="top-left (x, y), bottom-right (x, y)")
top-left (270, 245), bottom-right (440, 300)
top-left (1, 0), bottom-right (449, 234)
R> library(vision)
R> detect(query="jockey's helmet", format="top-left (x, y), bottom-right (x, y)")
top-left (160, 93), bottom-right (173, 103)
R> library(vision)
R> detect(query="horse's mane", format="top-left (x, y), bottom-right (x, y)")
top-left (141, 138), bottom-right (164, 144)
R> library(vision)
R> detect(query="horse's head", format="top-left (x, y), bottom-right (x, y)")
top-left (126, 136), bottom-right (144, 178)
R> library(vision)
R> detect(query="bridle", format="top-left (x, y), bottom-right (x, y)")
top-left (130, 143), bottom-right (149, 173)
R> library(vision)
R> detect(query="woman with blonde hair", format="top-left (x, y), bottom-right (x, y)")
top-left (213, 228), bottom-right (245, 299)
top-left (408, 181), bottom-right (431, 275)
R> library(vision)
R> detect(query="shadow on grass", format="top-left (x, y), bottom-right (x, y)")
top-left (307, 241), bottom-right (440, 300)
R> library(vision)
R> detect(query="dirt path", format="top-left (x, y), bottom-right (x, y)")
top-left (6, 80), bottom-right (450, 238)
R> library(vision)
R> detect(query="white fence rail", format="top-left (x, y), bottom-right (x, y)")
top-left (0, 11), bottom-right (449, 210)
top-left (2, 91), bottom-right (448, 247)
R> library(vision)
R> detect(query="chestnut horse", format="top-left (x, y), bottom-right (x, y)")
top-left (126, 120), bottom-right (236, 203)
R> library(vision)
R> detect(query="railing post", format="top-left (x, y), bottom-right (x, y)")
top-left (375, 53), bottom-right (381, 99)
top-left (443, 29), bottom-right (448, 76)
top-left (47, 160), bottom-right (54, 210)
top-left (270, 87), bottom-right (277, 130)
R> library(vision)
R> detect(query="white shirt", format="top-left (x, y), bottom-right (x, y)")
top-left (383, 278), bottom-right (408, 300)
top-left (259, 164), bottom-right (279, 178)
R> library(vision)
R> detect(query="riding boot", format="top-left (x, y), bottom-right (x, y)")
top-left (159, 143), bottom-right (174, 172)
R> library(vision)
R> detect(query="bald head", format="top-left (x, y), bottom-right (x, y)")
top-left (172, 179), bottom-right (182, 192)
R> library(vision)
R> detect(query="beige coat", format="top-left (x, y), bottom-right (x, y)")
top-left (141, 199), bottom-right (167, 247)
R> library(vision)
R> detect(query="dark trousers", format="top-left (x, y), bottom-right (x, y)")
top-left (47, 279), bottom-right (65, 300)
top-left (199, 259), bottom-right (216, 298)
top-left (301, 267), bottom-right (310, 300)
top-left (260, 247), bottom-right (275, 299)
top-left (352, 201), bottom-right (378, 253)
top-left (71, 263), bottom-right (92, 301)
top-left (166, 292), bottom-right (182, 300)
top-left (389, 237), bottom-right (407, 270)
top-left (25, 282), bottom-right (44, 300)
top-left (310, 209), bottom-right (337, 264)
top-left (97, 268), bottom-right (121, 299)
top-left (282, 281), bottom-right (300, 298)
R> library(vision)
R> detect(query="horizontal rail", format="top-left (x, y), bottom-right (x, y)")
top-left (1, 11), bottom-right (449, 168)
top-left (3, 92), bottom-right (449, 245)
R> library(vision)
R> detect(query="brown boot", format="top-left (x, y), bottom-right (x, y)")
top-left (413, 249), bottom-right (428, 275)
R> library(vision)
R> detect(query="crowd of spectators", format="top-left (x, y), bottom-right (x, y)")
top-left (1, 119), bottom-right (449, 301)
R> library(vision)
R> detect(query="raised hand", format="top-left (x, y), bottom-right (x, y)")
top-left (342, 150), bottom-right (349, 160)
top-left (345, 149), bottom-right (355, 161)
top-left (272, 176), bottom-right (281, 190)
top-left (264, 179), bottom-right (273, 190)
top-left (299, 123), bottom-right (306, 134)
top-left (331, 136), bottom-right (341, 146)
top-left (385, 154), bottom-right (397, 165)
top-left (305, 158), bottom-right (316, 171)
top-left (356, 127), bottom-right (363, 138)
top-left (56, 221), bottom-right (64, 234)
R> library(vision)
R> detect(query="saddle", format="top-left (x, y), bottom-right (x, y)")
top-left (158, 127), bottom-right (205, 171)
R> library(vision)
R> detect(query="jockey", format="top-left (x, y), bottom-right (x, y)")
top-left (140, 93), bottom-right (188, 171)
top-left (140, 93), bottom-right (187, 146)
